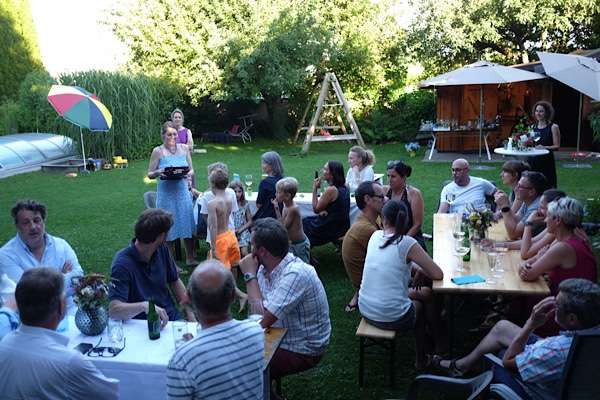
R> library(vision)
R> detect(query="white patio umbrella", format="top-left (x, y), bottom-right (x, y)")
top-left (420, 61), bottom-right (546, 167)
top-left (537, 52), bottom-right (600, 168)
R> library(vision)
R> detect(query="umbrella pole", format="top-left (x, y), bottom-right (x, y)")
top-left (80, 127), bottom-right (88, 173)
top-left (472, 85), bottom-right (494, 170)
top-left (563, 92), bottom-right (591, 168)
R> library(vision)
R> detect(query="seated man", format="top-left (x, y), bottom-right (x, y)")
top-left (341, 181), bottom-right (384, 312)
top-left (0, 199), bottom-right (83, 301)
top-left (0, 268), bottom-right (118, 399)
top-left (435, 279), bottom-right (600, 400)
top-left (167, 260), bottom-right (264, 400)
top-left (495, 171), bottom-right (548, 240)
top-left (240, 218), bottom-right (331, 384)
top-left (438, 158), bottom-right (496, 214)
top-left (109, 209), bottom-right (193, 326)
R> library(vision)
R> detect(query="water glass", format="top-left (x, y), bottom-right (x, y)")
top-left (172, 320), bottom-right (189, 349)
top-left (107, 319), bottom-right (124, 349)
top-left (453, 238), bottom-right (469, 272)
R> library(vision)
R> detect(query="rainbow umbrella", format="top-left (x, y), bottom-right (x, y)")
top-left (47, 85), bottom-right (112, 172)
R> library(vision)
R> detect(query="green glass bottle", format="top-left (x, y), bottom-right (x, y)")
top-left (462, 224), bottom-right (471, 262)
top-left (147, 299), bottom-right (160, 340)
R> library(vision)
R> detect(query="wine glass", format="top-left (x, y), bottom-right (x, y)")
top-left (452, 213), bottom-right (464, 240)
top-left (107, 319), bottom-right (124, 350)
top-left (532, 130), bottom-right (541, 143)
top-left (453, 238), bottom-right (470, 272)
top-left (244, 174), bottom-right (253, 196)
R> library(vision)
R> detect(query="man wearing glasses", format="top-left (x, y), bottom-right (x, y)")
top-left (495, 171), bottom-right (548, 240)
top-left (0, 268), bottom-right (118, 399)
top-left (438, 158), bottom-right (497, 214)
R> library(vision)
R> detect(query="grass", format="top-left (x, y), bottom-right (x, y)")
top-left (1, 139), bottom-right (599, 399)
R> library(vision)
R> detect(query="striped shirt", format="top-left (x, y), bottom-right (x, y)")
top-left (166, 319), bottom-right (264, 400)
top-left (258, 253), bottom-right (331, 356)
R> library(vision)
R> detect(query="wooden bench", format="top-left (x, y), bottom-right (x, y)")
top-left (356, 318), bottom-right (397, 388)
top-left (310, 134), bottom-right (358, 142)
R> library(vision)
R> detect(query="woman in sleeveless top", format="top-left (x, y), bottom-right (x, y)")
top-left (528, 101), bottom-right (560, 188)
top-left (148, 121), bottom-right (197, 265)
top-left (359, 200), bottom-right (443, 369)
top-left (518, 197), bottom-right (597, 335)
top-left (303, 161), bottom-right (350, 247)
top-left (385, 160), bottom-right (426, 249)
top-left (171, 108), bottom-right (196, 188)
top-left (346, 146), bottom-right (375, 193)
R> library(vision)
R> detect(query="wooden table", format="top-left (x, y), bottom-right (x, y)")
top-left (264, 327), bottom-right (287, 400)
top-left (432, 214), bottom-right (549, 354)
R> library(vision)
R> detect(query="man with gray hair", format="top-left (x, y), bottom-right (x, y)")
top-left (0, 268), bottom-right (118, 399)
top-left (438, 158), bottom-right (496, 214)
top-left (434, 279), bottom-right (600, 399)
top-left (167, 260), bottom-right (264, 400)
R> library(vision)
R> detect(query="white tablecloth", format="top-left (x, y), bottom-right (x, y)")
top-left (494, 147), bottom-right (549, 157)
top-left (246, 191), bottom-right (360, 225)
top-left (62, 317), bottom-right (197, 400)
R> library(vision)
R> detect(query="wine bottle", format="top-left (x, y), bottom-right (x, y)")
top-left (147, 299), bottom-right (160, 340)
top-left (462, 222), bottom-right (471, 262)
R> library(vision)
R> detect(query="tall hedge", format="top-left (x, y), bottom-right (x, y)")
top-left (0, 0), bottom-right (43, 101)
top-left (16, 70), bottom-right (183, 160)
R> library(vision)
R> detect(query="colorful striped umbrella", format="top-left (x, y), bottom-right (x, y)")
top-left (47, 85), bottom-right (112, 172)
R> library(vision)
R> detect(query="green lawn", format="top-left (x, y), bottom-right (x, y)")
top-left (1, 139), bottom-right (599, 399)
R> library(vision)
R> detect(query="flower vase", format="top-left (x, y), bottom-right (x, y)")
top-left (75, 306), bottom-right (108, 336)
top-left (469, 227), bottom-right (487, 244)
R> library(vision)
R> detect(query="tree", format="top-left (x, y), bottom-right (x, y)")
top-left (108, 0), bottom-right (409, 135)
top-left (408, 0), bottom-right (600, 74)
top-left (0, 0), bottom-right (43, 101)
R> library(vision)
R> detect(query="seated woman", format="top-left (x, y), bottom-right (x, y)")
top-left (303, 161), bottom-right (350, 247)
top-left (253, 151), bottom-right (284, 220)
top-left (346, 146), bottom-right (375, 192)
top-left (499, 160), bottom-right (530, 214)
top-left (359, 200), bottom-right (444, 370)
top-left (385, 160), bottom-right (426, 249)
top-left (518, 197), bottom-right (597, 336)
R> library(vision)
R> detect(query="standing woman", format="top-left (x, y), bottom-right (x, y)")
top-left (253, 151), bottom-right (284, 220)
top-left (303, 161), bottom-right (350, 247)
top-left (529, 101), bottom-right (560, 188)
top-left (346, 146), bottom-right (375, 192)
top-left (385, 161), bottom-right (426, 249)
top-left (171, 108), bottom-right (196, 188)
top-left (148, 121), bottom-right (197, 265)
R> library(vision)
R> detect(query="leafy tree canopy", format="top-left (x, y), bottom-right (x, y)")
top-left (408, 0), bottom-right (600, 74)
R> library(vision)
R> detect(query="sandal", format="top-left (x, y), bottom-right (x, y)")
top-left (344, 302), bottom-right (358, 313)
top-left (414, 354), bottom-right (433, 372)
top-left (432, 355), bottom-right (464, 378)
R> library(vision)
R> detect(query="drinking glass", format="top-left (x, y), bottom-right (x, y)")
top-left (453, 238), bottom-right (470, 272)
top-left (172, 320), bottom-right (189, 349)
top-left (452, 214), bottom-right (464, 240)
top-left (107, 319), bottom-right (124, 350)
top-left (244, 174), bottom-right (253, 197)
top-left (493, 243), bottom-right (508, 276)
top-left (446, 193), bottom-right (456, 205)
top-left (248, 299), bottom-right (264, 323)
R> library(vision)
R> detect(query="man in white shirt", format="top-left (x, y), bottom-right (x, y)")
top-left (0, 200), bottom-right (83, 299)
top-left (240, 218), bottom-right (331, 390)
top-left (438, 158), bottom-right (496, 214)
top-left (167, 260), bottom-right (264, 400)
top-left (0, 268), bottom-right (118, 399)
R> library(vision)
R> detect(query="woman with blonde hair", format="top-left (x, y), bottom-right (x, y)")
top-left (346, 146), bottom-right (375, 192)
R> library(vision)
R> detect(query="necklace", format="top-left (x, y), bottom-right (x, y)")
top-left (164, 144), bottom-right (177, 155)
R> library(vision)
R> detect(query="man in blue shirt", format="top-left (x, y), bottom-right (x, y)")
top-left (0, 200), bottom-right (83, 299)
top-left (108, 209), bottom-right (193, 325)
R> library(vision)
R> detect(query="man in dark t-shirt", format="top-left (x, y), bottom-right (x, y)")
top-left (108, 209), bottom-right (193, 325)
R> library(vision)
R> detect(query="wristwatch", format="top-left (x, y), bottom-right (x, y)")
top-left (243, 272), bottom-right (257, 283)
top-left (501, 206), bottom-right (510, 213)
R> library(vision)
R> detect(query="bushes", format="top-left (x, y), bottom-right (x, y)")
top-left (3, 70), bottom-right (183, 160)
top-left (358, 90), bottom-right (435, 143)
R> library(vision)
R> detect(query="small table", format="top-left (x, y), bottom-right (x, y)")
top-left (246, 191), bottom-right (360, 225)
top-left (432, 214), bottom-right (550, 354)
top-left (494, 147), bottom-right (549, 158)
top-left (62, 317), bottom-right (287, 400)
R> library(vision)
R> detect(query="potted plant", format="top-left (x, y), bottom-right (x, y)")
top-left (73, 273), bottom-right (110, 336)
top-left (404, 142), bottom-right (420, 157)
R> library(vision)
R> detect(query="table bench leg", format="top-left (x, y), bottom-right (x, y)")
top-left (428, 134), bottom-right (437, 160)
top-left (449, 295), bottom-right (455, 358)
top-left (358, 336), bottom-right (365, 387)
top-left (389, 337), bottom-right (396, 389)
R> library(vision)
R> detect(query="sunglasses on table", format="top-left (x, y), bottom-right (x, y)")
top-left (87, 337), bottom-right (126, 358)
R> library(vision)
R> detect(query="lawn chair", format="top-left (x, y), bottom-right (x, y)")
top-left (226, 114), bottom-right (255, 143)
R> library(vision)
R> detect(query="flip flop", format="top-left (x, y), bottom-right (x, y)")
top-left (344, 302), bottom-right (358, 313)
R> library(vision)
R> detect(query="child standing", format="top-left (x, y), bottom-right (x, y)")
top-left (229, 181), bottom-right (252, 257)
top-left (273, 177), bottom-right (310, 263)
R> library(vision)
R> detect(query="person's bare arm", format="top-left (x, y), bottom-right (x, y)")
top-left (187, 129), bottom-right (194, 152)
top-left (517, 242), bottom-right (572, 282)
top-left (313, 186), bottom-right (337, 213)
top-left (407, 188), bottom-right (424, 237)
top-left (109, 299), bottom-right (169, 328)
top-left (272, 198), bottom-right (283, 221)
top-left (147, 147), bottom-right (163, 179)
top-left (407, 243), bottom-right (443, 280)
top-left (169, 279), bottom-right (195, 321)
top-left (437, 202), bottom-right (450, 213)
top-left (207, 201), bottom-right (218, 256)
top-left (496, 191), bottom-right (521, 240)
top-left (183, 144), bottom-right (194, 177)
top-left (238, 254), bottom-right (278, 329)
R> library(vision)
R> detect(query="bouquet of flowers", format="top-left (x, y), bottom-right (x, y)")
top-left (72, 273), bottom-right (109, 310)
top-left (404, 142), bottom-right (420, 157)
top-left (463, 204), bottom-right (495, 241)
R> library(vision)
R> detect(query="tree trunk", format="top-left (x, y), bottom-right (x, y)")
top-left (265, 96), bottom-right (290, 139)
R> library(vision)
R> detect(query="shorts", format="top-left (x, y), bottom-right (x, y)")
top-left (213, 230), bottom-right (241, 269)
top-left (290, 235), bottom-right (310, 264)
top-left (362, 303), bottom-right (416, 332)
